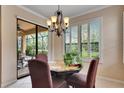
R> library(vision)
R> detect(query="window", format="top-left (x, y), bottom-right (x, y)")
top-left (65, 26), bottom-right (78, 53)
top-left (81, 20), bottom-right (100, 58)
top-left (65, 28), bottom-right (70, 53)
top-left (89, 20), bottom-right (100, 58)
top-left (81, 24), bottom-right (89, 58)
top-left (65, 18), bottom-right (101, 59)
top-left (71, 26), bottom-right (78, 53)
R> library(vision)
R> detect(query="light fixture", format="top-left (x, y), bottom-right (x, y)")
top-left (47, 5), bottom-right (69, 37)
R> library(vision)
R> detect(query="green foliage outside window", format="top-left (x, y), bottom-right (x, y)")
top-left (26, 45), bottom-right (35, 56)
top-left (64, 51), bottom-right (83, 66)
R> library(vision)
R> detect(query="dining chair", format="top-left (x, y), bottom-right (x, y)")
top-left (65, 58), bottom-right (99, 88)
top-left (35, 54), bottom-right (48, 62)
top-left (28, 59), bottom-right (67, 88)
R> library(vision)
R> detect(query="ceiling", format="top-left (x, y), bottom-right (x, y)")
top-left (23, 5), bottom-right (109, 18)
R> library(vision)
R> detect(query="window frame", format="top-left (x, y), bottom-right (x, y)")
top-left (64, 17), bottom-right (103, 63)
top-left (64, 25), bottom-right (79, 53)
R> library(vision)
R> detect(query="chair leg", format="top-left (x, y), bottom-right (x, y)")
top-left (93, 85), bottom-right (95, 88)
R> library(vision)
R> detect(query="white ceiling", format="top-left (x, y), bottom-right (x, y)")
top-left (22, 5), bottom-right (109, 18)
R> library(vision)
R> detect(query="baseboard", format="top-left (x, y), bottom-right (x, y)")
top-left (1, 79), bottom-right (17, 88)
top-left (97, 76), bottom-right (124, 84)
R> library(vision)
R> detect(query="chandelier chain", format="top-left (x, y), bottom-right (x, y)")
top-left (58, 5), bottom-right (60, 10)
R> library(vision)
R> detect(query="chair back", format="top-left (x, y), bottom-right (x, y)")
top-left (35, 54), bottom-right (48, 62)
top-left (28, 59), bottom-right (52, 88)
top-left (86, 58), bottom-right (99, 88)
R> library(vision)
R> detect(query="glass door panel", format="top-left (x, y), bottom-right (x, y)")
top-left (17, 19), bottom-right (36, 78)
top-left (38, 26), bottom-right (48, 55)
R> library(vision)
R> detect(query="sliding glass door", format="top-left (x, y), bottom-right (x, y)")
top-left (17, 19), bottom-right (48, 78)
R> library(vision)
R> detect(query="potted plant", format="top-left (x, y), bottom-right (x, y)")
top-left (64, 53), bottom-right (73, 66)
top-left (64, 52), bottom-right (83, 68)
top-left (74, 54), bottom-right (83, 68)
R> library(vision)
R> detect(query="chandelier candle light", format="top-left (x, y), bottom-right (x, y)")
top-left (47, 5), bottom-right (69, 37)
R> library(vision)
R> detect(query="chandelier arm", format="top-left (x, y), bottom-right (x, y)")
top-left (47, 5), bottom-right (69, 37)
top-left (56, 12), bottom-right (59, 25)
top-left (60, 11), bottom-right (63, 24)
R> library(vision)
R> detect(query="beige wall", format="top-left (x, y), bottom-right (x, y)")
top-left (0, 5), bottom-right (46, 87)
top-left (52, 32), bottom-right (64, 62)
top-left (70, 6), bottom-right (124, 81)
top-left (48, 32), bottom-right (64, 63)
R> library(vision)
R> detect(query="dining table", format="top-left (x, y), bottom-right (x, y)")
top-left (49, 62), bottom-right (81, 78)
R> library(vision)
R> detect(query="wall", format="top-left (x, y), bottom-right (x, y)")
top-left (70, 6), bottom-right (124, 81)
top-left (0, 5), bottom-right (46, 87)
top-left (52, 32), bottom-right (64, 62)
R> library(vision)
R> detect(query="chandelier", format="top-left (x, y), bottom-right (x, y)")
top-left (47, 5), bottom-right (69, 37)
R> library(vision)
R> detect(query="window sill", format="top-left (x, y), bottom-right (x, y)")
top-left (82, 57), bottom-right (102, 64)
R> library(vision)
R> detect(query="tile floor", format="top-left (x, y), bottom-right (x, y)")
top-left (7, 76), bottom-right (124, 88)
top-left (18, 67), bottom-right (29, 78)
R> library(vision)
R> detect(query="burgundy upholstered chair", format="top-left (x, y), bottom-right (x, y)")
top-left (35, 54), bottom-right (48, 62)
top-left (65, 58), bottom-right (99, 88)
top-left (28, 59), bottom-right (67, 88)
